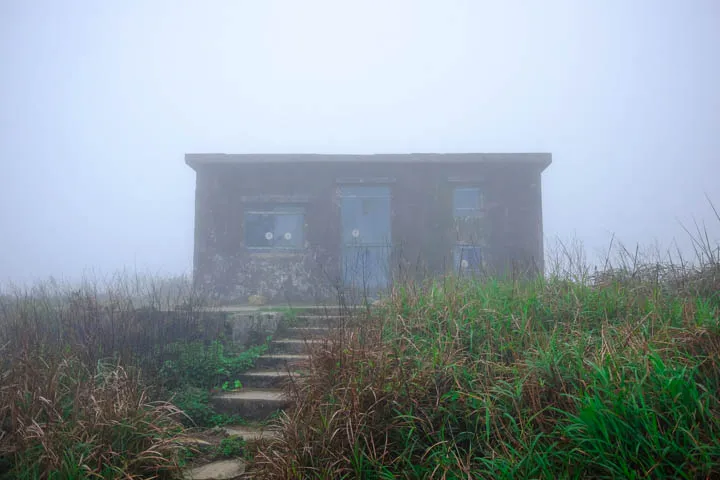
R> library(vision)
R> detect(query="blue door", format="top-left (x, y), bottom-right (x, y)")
top-left (452, 186), bottom-right (485, 275)
top-left (339, 185), bottom-right (391, 291)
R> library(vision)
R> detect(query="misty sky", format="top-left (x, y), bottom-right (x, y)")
top-left (1, 0), bottom-right (719, 285)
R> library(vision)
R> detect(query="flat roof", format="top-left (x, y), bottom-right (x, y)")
top-left (185, 153), bottom-right (552, 171)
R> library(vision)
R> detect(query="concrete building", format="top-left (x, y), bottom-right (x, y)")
top-left (186, 153), bottom-right (552, 304)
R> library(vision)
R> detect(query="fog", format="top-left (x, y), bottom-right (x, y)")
top-left (1, 0), bottom-right (718, 285)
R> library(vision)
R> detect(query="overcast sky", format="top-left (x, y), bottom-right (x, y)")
top-left (1, 0), bottom-right (718, 285)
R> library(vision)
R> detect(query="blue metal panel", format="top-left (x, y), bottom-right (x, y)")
top-left (341, 198), bottom-right (391, 245)
top-left (339, 185), bottom-right (391, 289)
top-left (453, 187), bottom-right (482, 217)
top-left (341, 245), bottom-right (391, 289)
top-left (454, 245), bottom-right (483, 273)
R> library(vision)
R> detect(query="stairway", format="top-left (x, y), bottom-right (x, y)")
top-left (183, 307), bottom-right (354, 479)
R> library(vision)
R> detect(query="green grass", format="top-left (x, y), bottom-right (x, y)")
top-left (254, 268), bottom-right (720, 479)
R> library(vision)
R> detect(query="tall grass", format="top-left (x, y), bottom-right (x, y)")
top-left (0, 274), bottom-right (223, 479)
top-left (254, 227), bottom-right (720, 478)
top-left (0, 273), bottom-right (219, 374)
top-left (0, 352), bottom-right (186, 479)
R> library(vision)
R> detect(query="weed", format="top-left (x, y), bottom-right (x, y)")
top-left (158, 340), bottom-right (267, 390)
top-left (218, 436), bottom-right (247, 458)
top-left (221, 379), bottom-right (244, 391)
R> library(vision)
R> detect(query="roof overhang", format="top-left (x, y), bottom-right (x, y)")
top-left (185, 153), bottom-right (552, 172)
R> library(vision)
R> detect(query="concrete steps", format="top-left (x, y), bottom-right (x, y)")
top-left (291, 314), bottom-right (346, 327)
top-left (190, 307), bottom-right (351, 478)
top-left (210, 388), bottom-right (291, 420)
top-left (254, 353), bottom-right (310, 370)
top-left (224, 424), bottom-right (282, 443)
top-left (235, 369), bottom-right (305, 389)
top-left (288, 305), bottom-right (363, 316)
top-left (283, 326), bottom-right (332, 339)
top-left (180, 423), bottom-right (282, 479)
top-left (270, 338), bottom-right (325, 354)
top-left (183, 459), bottom-right (246, 480)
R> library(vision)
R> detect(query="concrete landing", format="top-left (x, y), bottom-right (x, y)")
top-left (183, 459), bottom-right (245, 480)
top-left (224, 424), bottom-right (282, 442)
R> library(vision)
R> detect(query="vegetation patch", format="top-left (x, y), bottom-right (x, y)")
top-left (254, 260), bottom-right (720, 479)
top-left (0, 275), bottom-right (267, 478)
top-left (159, 339), bottom-right (268, 391)
top-left (0, 353), bottom-right (185, 480)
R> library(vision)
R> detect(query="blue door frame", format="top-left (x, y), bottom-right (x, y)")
top-left (338, 185), bottom-right (392, 292)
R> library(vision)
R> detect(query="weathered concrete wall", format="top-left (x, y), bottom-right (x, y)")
top-left (191, 160), bottom-right (547, 304)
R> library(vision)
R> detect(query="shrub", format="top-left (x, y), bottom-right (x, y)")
top-left (218, 436), bottom-right (247, 458)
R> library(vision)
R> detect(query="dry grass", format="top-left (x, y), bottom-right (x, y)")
top-left (0, 274), bottom-right (220, 479)
top-left (0, 351), bottom-right (187, 479)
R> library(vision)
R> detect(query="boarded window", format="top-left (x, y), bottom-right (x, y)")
top-left (244, 205), bottom-right (305, 250)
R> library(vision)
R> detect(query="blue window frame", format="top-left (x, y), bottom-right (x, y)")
top-left (244, 205), bottom-right (305, 250)
top-left (453, 187), bottom-right (484, 273)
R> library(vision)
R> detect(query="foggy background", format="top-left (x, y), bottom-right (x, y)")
top-left (1, 0), bottom-right (718, 286)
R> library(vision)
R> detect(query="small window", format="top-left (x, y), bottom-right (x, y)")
top-left (244, 205), bottom-right (305, 250)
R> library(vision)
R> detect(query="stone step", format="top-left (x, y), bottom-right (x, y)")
top-left (282, 326), bottom-right (332, 340)
top-left (270, 338), bottom-right (325, 354)
top-left (289, 314), bottom-right (346, 327)
top-left (224, 424), bottom-right (282, 443)
top-left (183, 459), bottom-right (246, 480)
top-left (254, 353), bottom-right (310, 370)
top-left (290, 305), bottom-right (365, 316)
top-left (210, 388), bottom-right (290, 421)
top-left (235, 369), bottom-right (304, 389)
